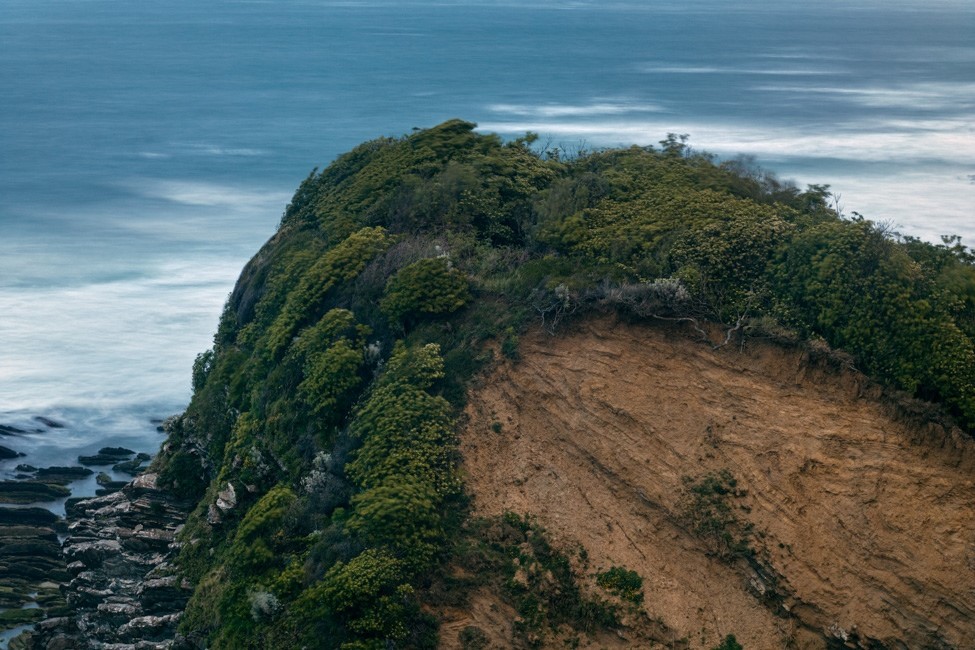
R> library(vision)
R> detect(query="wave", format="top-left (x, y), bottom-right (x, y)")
top-left (0, 258), bottom-right (244, 413)
top-left (637, 63), bottom-right (842, 76)
top-left (476, 116), bottom-right (975, 165)
top-left (488, 101), bottom-right (663, 118)
top-left (121, 178), bottom-right (289, 209)
top-left (752, 81), bottom-right (975, 111)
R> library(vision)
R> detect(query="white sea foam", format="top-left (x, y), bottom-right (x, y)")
top-left (638, 63), bottom-right (842, 76)
top-left (752, 82), bottom-right (975, 111)
top-left (477, 118), bottom-right (975, 165)
top-left (123, 178), bottom-right (289, 209)
top-left (488, 101), bottom-right (662, 118)
top-left (477, 116), bottom-right (975, 243)
top-left (824, 172), bottom-right (975, 244)
top-left (0, 255), bottom-right (249, 413)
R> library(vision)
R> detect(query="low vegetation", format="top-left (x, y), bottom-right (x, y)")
top-left (152, 119), bottom-right (975, 647)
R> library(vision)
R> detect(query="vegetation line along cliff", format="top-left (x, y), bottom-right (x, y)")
top-left (132, 120), bottom-right (973, 648)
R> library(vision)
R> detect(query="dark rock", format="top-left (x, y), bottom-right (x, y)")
top-left (0, 538), bottom-right (61, 559)
top-left (0, 556), bottom-right (69, 582)
top-left (95, 601), bottom-right (142, 624)
top-left (36, 616), bottom-right (73, 632)
top-left (66, 561), bottom-right (86, 576)
top-left (79, 447), bottom-right (137, 466)
top-left (0, 586), bottom-right (30, 609)
top-left (78, 455), bottom-right (116, 467)
top-left (28, 472), bottom-right (192, 650)
top-left (126, 473), bottom-right (160, 493)
top-left (138, 576), bottom-right (192, 614)
top-left (35, 466), bottom-right (94, 484)
top-left (0, 507), bottom-right (59, 526)
top-left (99, 447), bottom-right (135, 457)
top-left (0, 481), bottom-right (71, 504)
top-left (0, 606), bottom-right (45, 628)
top-left (93, 474), bottom-right (128, 496)
top-left (33, 416), bottom-right (65, 429)
top-left (63, 539), bottom-right (122, 569)
top-left (0, 444), bottom-right (24, 459)
top-left (0, 525), bottom-right (59, 541)
top-left (43, 633), bottom-right (77, 650)
top-left (8, 633), bottom-right (31, 650)
top-left (70, 585), bottom-right (114, 607)
top-left (112, 459), bottom-right (146, 476)
top-left (0, 424), bottom-right (27, 436)
top-left (119, 527), bottom-right (176, 554)
top-left (117, 613), bottom-right (181, 642)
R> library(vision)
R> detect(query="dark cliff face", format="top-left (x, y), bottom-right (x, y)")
top-left (113, 120), bottom-right (975, 649)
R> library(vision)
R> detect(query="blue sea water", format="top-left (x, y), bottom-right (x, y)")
top-left (0, 0), bottom-right (973, 474)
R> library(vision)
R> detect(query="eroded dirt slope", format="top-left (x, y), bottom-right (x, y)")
top-left (455, 318), bottom-right (975, 649)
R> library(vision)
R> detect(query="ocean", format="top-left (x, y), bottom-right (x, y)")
top-left (1, 0), bottom-right (973, 479)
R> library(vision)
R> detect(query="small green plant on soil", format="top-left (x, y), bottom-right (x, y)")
top-left (678, 470), bottom-right (753, 560)
top-left (596, 566), bottom-right (644, 605)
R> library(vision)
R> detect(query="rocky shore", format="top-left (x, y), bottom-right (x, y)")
top-left (0, 414), bottom-right (172, 649)
top-left (9, 473), bottom-right (192, 650)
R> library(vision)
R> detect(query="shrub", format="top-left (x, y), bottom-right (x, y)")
top-left (711, 633), bottom-right (744, 650)
top-left (380, 257), bottom-right (471, 325)
top-left (595, 566), bottom-right (644, 605)
top-left (678, 470), bottom-right (753, 560)
top-left (459, 626), bottom-right (489, 650)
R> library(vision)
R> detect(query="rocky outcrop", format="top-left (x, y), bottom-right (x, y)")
top-left (458, 318), bottom-right (975, 649)
top-left (0, 506), bottom-right (67, 642)
top-left (24, 473), bottom-right (193, 650)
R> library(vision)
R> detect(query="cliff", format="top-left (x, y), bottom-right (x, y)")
top-left (454, 317), bottom-right (975, 648)
top-left (17, 120), bottom-right (975, 649)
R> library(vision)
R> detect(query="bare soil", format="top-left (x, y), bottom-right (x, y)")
top-left (448, 317), bottom-right (975, 649)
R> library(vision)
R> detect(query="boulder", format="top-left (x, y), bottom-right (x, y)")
top-left (127, 473), bottom-right (160, 495)
top-left (215, 482), bottom-right (236, 512)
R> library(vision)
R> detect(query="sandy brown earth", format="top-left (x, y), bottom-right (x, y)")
top-left (448, 317), bottom-right (975, 649)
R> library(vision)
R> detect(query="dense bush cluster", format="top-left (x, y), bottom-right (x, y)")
top-left (156, 119), bottom-right (975, 648)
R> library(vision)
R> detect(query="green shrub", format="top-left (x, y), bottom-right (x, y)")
top-left (595, 566), bottom-right (644, 605)
top-left (459, 626), bottom-right (489, 650)
top-left (711, 633), bottom-right (744, 650)
top-left (380, 257), bottom-right (471, 325)
top-left (678, 470), bottom-right (753, 560)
